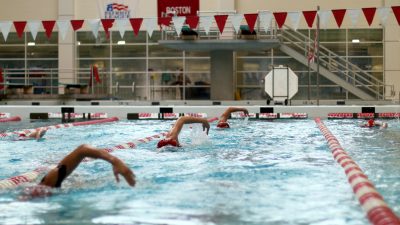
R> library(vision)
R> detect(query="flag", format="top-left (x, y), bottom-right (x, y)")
top-left (308, 29), bottom-right (318, 63)
top-left (89, 65), bottom-right (101, 86)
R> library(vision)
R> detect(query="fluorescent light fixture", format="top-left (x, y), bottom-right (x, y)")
top-left (117, 40), bottom-right (126, 45)
top-left (27, 42), bottom-right (35, 46)
top-left (352, 39), bottom-right (360, 43)
top-left (77, 41), bottom-right (81, 45)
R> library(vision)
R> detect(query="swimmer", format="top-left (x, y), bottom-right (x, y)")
top-left (21, 144), bottom-right (135, 199)
top-left (18, 128), bottom-right (47, 140)
top-left (217, 107), bottom-right (249, 128)
top-left (362, 118), bottom-right (388, 129)
top-left (157, 116), bottom-right (210, 148)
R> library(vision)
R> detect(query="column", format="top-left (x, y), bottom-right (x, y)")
top-left (211, 50), bottom-right (234, 100)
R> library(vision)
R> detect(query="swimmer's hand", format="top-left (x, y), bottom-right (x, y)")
top-left (202, 120), bottom-right (210, 135)
top-left (112, 158), bottom-right (136, 187)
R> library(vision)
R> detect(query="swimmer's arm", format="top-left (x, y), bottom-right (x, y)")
top-left (220, 107), bottom-right (249, 121)
top-left (170, 116), bottom-right (210, 138)
top-left (40, 145), bottom-right (135, 187)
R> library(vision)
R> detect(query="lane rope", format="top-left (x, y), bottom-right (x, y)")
top-left (0, 117), bottom-right (119, 138)
top-left (0, 116), bottom-right (21, 123)
top-left (315, 118), bottom-right (400, 225)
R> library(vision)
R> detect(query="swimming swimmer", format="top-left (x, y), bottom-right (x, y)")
top-left (21, 144), bottom-right (135, 199)
top-left (157, 116), bottom-right (210, 148)
top-left (18, 128), bottom-right (47, 140)
top-left (362, 118), bottom-right (388, 128)
top-left (217, 107), bottom-right (249, 128)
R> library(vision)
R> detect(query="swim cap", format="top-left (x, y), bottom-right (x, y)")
top-left (157, 139), bottom-right (178, 148)
top-left (368, 119), bottom-right (374, 127)
top-left (217, 121), bottom-right (230, 128)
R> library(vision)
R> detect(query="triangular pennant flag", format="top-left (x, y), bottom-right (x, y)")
top-left (259, 11), bottom-right (273, 33)
top-left (13, 21), bottom-right (27, 38)
top-left (332, 9), bottom-right (346, 28)
top-left (318, 10), bottom-right (331, 29)
top-left (230, 14), bottom-right (243, 34)
top-left (172, 16), bottom-right (186, 36)
top-left (129, 18), bottom-right (143, 36)
top-left (273, 12), bottom-right (287, 28)
top-left (377, 7), bottom-right (390, 26)
top-left (200, 16), bottom-right (213, 35)
top-left (115, 19), bottom-right (128, 38)
top-left (392, 6), bottom-right (400, 26)
top-left (88, 19), bottom-right (100, 38)
top-left (27, 21), bottom-right (40, 40)
top-left (302, 11), bottom-right (317, 28)
top-left (143, 18), bottom-right (157, 38)
top-left (42, 20), bottom-right (56, 39)
top-left (57, 20), bottom-right (69, 41)
top-left (214, 15), bottom-right (228, 33)
top-left (288, 12), bottom-right (301, 30)
top-left (0, 21), bottom-right (12, 41)
top-left (362, 8), bottom-right (376, 26)
top-left (159, 17), bottom-right (172, 27)
top-left (70, 20), bottom-right (84, 31)
top-left (101, 19), bottom-right (114, 39)
top-left (244, 13), bottom-right (258, 33)
top-left (347, 9), bottom-right (361, 27)
top-left (186, 16), bottom-right (199, 29)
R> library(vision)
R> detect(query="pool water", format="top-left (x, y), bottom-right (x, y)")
top-left (0, 119), bottom-right (399, 225)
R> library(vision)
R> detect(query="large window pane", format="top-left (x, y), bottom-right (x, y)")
top-left (237, 58), bottom-right (271, 71)
top-left (348, 43), bottom-right (383, 56)
top-left (28, 46), bottom-right (58, 58)
top-left (0, 33), bottom-right (25, 44)
top-left (348, 29), bottom-right (383, 42)
top-left (77, 31), bottom-right (109, 44)
top-left (27, 32), bottom-right (58, 44)
top-left (319, 29), bottom-right (346, 42)
top-left (112, 59), bottom-right (146, 71)
top-left (78, 45), bottom-right (110, 58)
top-left (111, 31), bottom-right (147, 44)
top-left (149, 44), bottom-right (182, 57)
top-left (185, 59), bottom-right (210, 71)
top-left (149, 59), bottom-right (183, 71)
top-left (0, 46), bottom-right (25, 58)
top-left (112, 45), bottom-right (146, 57)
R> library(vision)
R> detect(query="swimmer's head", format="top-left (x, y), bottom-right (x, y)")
top-left (217, 121), bottom-right (230, 128)
top-left (157, 139), bottom-right (178, 148)
top-left (39, 130), bottom-right (47, 138)
top-left (368, 119), bottom-right (375, 127)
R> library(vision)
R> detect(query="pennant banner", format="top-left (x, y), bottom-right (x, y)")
top-left (88, 19), bottom-right (101, 38)
top-left (71, 20), bottom-right (84, 31)
top-left (230, 14), bottom-right (243, 34)
top-left (200, 16), bottom-right (213, 35)
top-left (318, 10), bottom-right (331, 29)
top-left (273, 12), bottom-right (287, 29)
top-left (129, 18), bottom-right (143, 36)
top-left (347, 9), bottom-right (361, 27)
top-left (377, 7), bottom-right (390, 26)
top-left (28, 21), bottom-right (40, 40)
top-left (392, 6), bottom-right (400, 26)
top-left (362, 7), bottom-right (376, 26)
top-left (143, 18), bottom-right (157, 38)
top-left (115, 19), bottom-right (128, 38)
top-left (13, 21), bottom-right (27, 38)
top-left (186, 16), bottom-right (199, 29)
top-left (57, 20), bottom-right (69, 41)
top-left (332, 9), bottom-right (346, 28)
top-left (288, 12), bottom-right (301, 31)
top-left (259, 11), bottom-right (273, 33)
top-left (101, 19), bottom-right (115, 39)
top-left (42, 20), bottom-right (56, 39)
top-left (214, 15), bottom-right (229, 33)
top-left (159, 17), bottom-right (172, 27)
top-left (244, 13), bottom-right (258, 33)
top-left (302, 11), bottom-right (317, 28)
top-left (0, 21), bottom-right (12, 41)
top-left (172, 16), bottom-right (185, 36)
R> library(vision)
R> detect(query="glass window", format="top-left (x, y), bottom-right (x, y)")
top-left (0, 46), bottom-right (25, 58)
top-left (0, 60), bottom-right (25, 69)
top-left (348, 43), bottom-right (383, 56)
top-left (78, 45), bottom-right (110, 58)
top-left (185, 59), bottom-right (210, 71)
top-left (236, 58), bottom-right (271, 71)
top-left (149, 44), bottom-right (182, 57)
top-left (111, 31), bottom-right (147, 44)
top-left (112, 45), bottom-right (146, 57)
top-left (77, 31), bottom-right (109, 44)
top-left (27, 46), bottom-right (58, 58)
top-left (27, 60), bottom-right (58, 68)
top-left (27, 32), bottom-right (58, 44)
top-left (112, 59), bottom-right (146, 71)
top-left (0, 33), bottom-right (25, 44)
top-left (149, 59), bottom-right (183, 71)
top-left (319, 29), bottom-right (346, 42)
top-left (348, 29), bottom-right (383, 42)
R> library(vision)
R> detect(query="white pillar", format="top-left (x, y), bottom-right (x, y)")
top-left (58, 0), bottom-right (76, 94)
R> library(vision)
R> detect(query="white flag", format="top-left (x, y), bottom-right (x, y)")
top-left (172, 16), bottom-right (185, 36)
top-left (230, 14), bottom-right (243, 34)
top-left (88, 19), bottom-right (101, 38)
top-left (318, 10), bottom-right (331, 29)
top-left (143, 18), bottom-right (157, 38)
top-left (348, 9), bottom-right (361, 27)
top-left (377, 7), bottom-right (390, 26)
top-left (28, 21), bottom-right (40, 40)
top-left (56, 20), bottom-right (69, 41)
top-left (288, 12), bottom-right (301, 30)
top-left (200, 16), bottom-right (213, 35)
top-left (0, 21), bottom-right (12, 41)
top-left (259, 11), bottom-right (273, 33)
top-left (115, 19), bottom-right (128, 38)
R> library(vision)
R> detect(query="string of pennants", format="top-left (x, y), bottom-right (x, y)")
top-left (1, 6), bottom-right (400, 42)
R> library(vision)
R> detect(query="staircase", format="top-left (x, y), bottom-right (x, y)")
top-left (277, 26), bottom-right (392, 100)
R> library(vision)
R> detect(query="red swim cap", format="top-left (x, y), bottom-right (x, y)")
top-left (217, 121), bottom-right (230, 128)
top-left (368, 119), bottom-right (374, 127)
top-left (157, 139), bottom-right (178, 148)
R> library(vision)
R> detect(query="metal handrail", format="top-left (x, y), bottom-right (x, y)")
top-left (278, 25), bottom-right (390, 99)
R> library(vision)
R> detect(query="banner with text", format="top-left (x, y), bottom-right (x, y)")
top-left (158, 0), bottom-right (199, 18)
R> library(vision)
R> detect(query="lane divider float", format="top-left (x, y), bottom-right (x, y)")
top-left (315, 118), bottom-right (400, 225)
top-left (0, 117), bottom-right (119, 138)
top-left (0, 116), bottom-right (21, 123)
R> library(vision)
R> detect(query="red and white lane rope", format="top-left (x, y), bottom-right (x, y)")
top-left (315, 118), bottom-right (400, 225)
top-left (0, 116), bottom-right (21, 123)
top-left (0, 117), bottom-right (119, 138)
top-left (0, 131), bottom-right (169, 189)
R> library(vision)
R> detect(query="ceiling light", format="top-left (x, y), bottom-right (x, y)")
top-left (117, 40), bottom-right (126, 45)
top-left (27, 42), bottom-right (35, 46)
top-left (352, 39), bottom-right (360, 43)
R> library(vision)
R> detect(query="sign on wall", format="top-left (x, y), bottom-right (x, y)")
top-left (97, 0), bottom-right (139, 19)
top-left (157, 0), bottom-right (199, 18)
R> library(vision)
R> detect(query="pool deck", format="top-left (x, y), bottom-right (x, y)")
top-left (1, 100), bottom-right (400, 119)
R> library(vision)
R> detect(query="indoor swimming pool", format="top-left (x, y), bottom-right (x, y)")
top-left (0, 118), bottom-right (399, 225)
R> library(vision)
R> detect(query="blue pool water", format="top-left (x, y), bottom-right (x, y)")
top-left (0, 119), bottom-right (399, 225)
